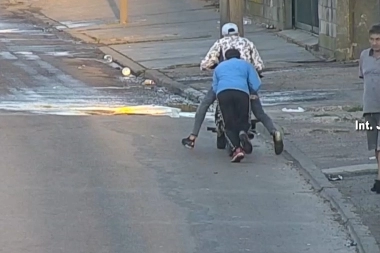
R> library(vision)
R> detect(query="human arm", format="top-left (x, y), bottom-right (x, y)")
top-left (247, 63), bottom-right (261, 92)
top-left (249, 41), bottom-right (264, 71)
top-left (212, 70), bottom-right (218, 94)
top-left (200, 40), bottom-right (221, 70)
top-left (359, 53), bottom-right (363, 79)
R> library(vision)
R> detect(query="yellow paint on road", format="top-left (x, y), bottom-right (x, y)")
top-left (76, 105), bottom-right (181, 117)
top-left (0, 103), bottom-right (216, 119)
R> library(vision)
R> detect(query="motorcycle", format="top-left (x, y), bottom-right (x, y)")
top-left (207, 103), bottom-right (259, 156)
top-left (205, 62), bottom-right (263, 156)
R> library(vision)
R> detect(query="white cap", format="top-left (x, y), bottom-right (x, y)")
top-left (221, 23), bottom-right (239, 36)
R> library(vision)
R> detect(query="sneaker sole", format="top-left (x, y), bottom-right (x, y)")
top-left (182, 139), bottom-right (195, 149)
top-left (239, 132), bottom-right (253, 154)
top-left (274, 131), bottom-right (284, 155)
top-left (231, 153), bottom-right (244, 163)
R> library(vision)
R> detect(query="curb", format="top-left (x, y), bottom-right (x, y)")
top-left (144, 69), bottom-right (205, 103)
top-left (98, 46), bottom-right (145, 76)
top-left (276, 31), bottom-right (317, 51)
top-left (256, 122), bottom-right (380, 253)
top-left (98, 47), bottom-right (205, 103)
top-left (16, 9), bottom-right (205, 104)
top-left (275, 31), bottom-right (326, 60)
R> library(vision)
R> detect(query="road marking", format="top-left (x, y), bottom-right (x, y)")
top-left (44, 51), bottom-right (71, 57)
top-left (14, 51), bottom-right (40, 60)
top-left (321, 164), bottom-right (377, 175)
top-left (0, 103), bottom-right (212, 117)
top-left (0, 51), bottom-right (17, 60)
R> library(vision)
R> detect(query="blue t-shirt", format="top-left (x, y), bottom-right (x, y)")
top-left (212, 58), bottom-right (261, 95)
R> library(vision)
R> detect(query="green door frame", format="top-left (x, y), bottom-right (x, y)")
top-left (294, 0), bottom-right (319, 34)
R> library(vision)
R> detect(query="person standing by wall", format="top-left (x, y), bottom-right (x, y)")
top-left (359, 23), bottom-right (380, 193)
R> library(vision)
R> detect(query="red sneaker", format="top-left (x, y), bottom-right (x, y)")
top-left (231, 148), bottom-right (245, 163)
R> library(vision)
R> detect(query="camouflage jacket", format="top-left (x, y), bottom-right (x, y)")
top-left (200, 35), bottom-right (264, 71)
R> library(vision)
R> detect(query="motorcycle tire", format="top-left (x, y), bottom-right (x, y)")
top-left (217, 133), bottom-right (227, 149)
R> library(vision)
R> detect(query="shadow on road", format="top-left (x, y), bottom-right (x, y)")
top-left (106, 0), bottom-right (119, 19)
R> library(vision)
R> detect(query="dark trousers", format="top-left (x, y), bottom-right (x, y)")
top-left (217, 89), bottom-right (250, 150)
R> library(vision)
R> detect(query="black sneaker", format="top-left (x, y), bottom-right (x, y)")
top-left (239, 131), bottom-right (253, 154)
top-left (181, 136), bottom-right (195, 149)
top-left (371, 180), bottom-right (380, 194)
top-left (273, 130), bottom-right (284, 155)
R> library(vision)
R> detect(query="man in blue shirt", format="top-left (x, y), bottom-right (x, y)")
top-left (213, 49), bottom-right (261, 162)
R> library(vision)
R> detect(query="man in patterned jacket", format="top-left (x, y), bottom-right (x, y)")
top-left (181, 22), bottom-right (284, 155)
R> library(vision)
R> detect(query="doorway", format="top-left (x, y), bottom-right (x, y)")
top-left (293, 0), bottom-right (319, 34)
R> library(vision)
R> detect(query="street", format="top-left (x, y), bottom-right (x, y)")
top-left (0, 10), bottom-right (183, 115)
top-left (0, 115), bottom-right (356, 253)
top-left (0, 7), bottom-right (359, 253)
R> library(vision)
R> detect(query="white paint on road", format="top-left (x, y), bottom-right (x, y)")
top-left (0, 28), bottom-right (20, 33)
top-left (14, 51), bottom-right (40, 60)
top-left (322, 164), bottom-right (377, 175)
top-left (0, 28), bottom-right (47, 35)
top-left (282, 107), bottom-right (305, 112)
top-left (59, 21), bottom-right (100, 29)
top-left (178, 111), bottom-right (214, 119)
top-left (0, 51), bottom-right (17, 60)
top-left (45, 51), bottom-right (72, 57)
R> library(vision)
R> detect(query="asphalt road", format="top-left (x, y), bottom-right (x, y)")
top-left (0, 10), bottom-right (185, 115)
top-left (0, 115), bottom-right (356, 253)
top-left (0, 8), bottom-right (358, 253)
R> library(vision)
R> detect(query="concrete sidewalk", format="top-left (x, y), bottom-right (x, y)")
top-left (4, 0), bottom-right (321, 101)
top-left (6, 0), bottom-right (318, 72)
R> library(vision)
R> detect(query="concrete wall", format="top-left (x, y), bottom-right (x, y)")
top-left (351, 0), bottom-right (380, 58)
top-left (245, 0), bottom-right (380, 60)
top-left (245, 0), bottom-right (292, 30)
top-left (318, 0), bottom-right (337, 57)
top-left (318, 0), bottom-right (353, 60)
top-left (314, 0), bottom-right (379, 60)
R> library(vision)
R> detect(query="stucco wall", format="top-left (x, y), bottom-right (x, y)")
top-left (245, 0), bottom-right (380, 60)
top-left (245, 0), bottom-right (292, 30)
top-left (317, 0), bottom-right (379, 60)
top-left (351, 0), bottom-right (380, 58)
top-left (318, 0), bottom-right (337, 57)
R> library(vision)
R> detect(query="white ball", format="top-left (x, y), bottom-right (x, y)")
top-left (122, 67), bottom-right (131, 76)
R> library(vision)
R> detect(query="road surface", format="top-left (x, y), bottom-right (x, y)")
top-left (0, 8), bottom-right (357, 253)
top-left (0, 10), bottom-right (184, 115)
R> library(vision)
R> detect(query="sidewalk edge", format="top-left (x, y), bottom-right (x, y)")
top-left (257, 122), bottom-right (380, 253)
top-left (99, 48), bottom-right (205, 103)
top-left (145, 69), bottom-right (205, 103)
top-left (14, 9), bottom-right (204, 103)
top-left (98, 47), bottom-right (145, 76)
top-left (275, 31), bottom-right (325, 60)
